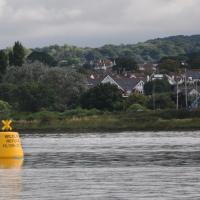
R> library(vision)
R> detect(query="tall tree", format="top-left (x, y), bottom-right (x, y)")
top-left (113, 57), bottom-right (138, 74)
top-left (27, 51), bottom-right (57, 66)
top-left (10, 41), bottom-right (26, 67)
top-left (0, 50), bottom-right (8, 75)
top-left (147, 93), bottom-right (175, 110)
top-left (144, 79), bottom-right (172, 95)
top-left (187, 52), bottom-right (200, 69)
top-left (14, 82), bottom-right (55, 112)
top-left (8, 51), bottom-right (14, 66)
top-left (158, 57), bottom-right (183, 73)
top-left (80, 83), bottom-right (123, 111)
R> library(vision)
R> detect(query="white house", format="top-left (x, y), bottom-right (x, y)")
top-left (101, 75), bottom-right (145, 96)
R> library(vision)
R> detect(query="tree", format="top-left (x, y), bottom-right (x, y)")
top-left (127, 103), bottom-right (147, 112)
top-left (113, 57), bottom-right (137, 74)
top-left (10, 41), bottom-right (26, 67)
top-left (14, 82), bottom-right (55, 112)
top-left (41, 68), bottom-right (87, 110)
top-left (85, 49), bottom-right (102, 61)
top-left (147, 93), bottom-right (175, 110)
top-left (171, 92), bottom-right (186, 109)
top-left (80, 83), bottom-right (123, 111)
top-left (3, 63), bottom-right (87, 111)
top-left (187, 52), bottom-right (200, 69)
top-left (158, 57), bottom-right (182, 73)
top-left (0, 50), bottom-right (8, 77)
top-left (8, 51), bottom-right (14, 66)
top-left (124, 93), bottom-right (148, 110)
top-left (3, 62), bottom-right (49, 84)
top-left (0, 83), bottom-right (17, 107)
top-left (0, 100), bottom-right (11, 115)
top-left (27, 51), bottom-right (57, 66)
top-left (144, 79), bottom-right (172, 95)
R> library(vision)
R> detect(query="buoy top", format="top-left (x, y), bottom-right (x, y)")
top-left (2, 120), bottom-right (13, 131)
top-left (0, 120), bottom-right (24, 159)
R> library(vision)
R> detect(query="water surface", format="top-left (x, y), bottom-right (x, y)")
top-left (1, 131), bottom-right (200, 199)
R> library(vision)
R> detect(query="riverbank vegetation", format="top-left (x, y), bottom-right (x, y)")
top-left (3, 109), bottom-right (200, 132)
top-left (0, 40), bottom-right (200, 132)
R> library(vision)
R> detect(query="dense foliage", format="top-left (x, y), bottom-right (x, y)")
top-left (80, 83), bottom-right (123, 111)
top-left (144, 79), bottom-right (172, 95)
top-left (147, 93), bottom-right (175, 109)
top-left (187, 52), bottom-right (200, 69)
top-left (35, 35), bottom-right (200, 63)
top-left (0, 41), bottom-right (87, 113)
top-left (27, 51), bottom-right (57, 66)
top-left (0, 50), bottom-right (8, 78)
top-left (158, 57), bottom-right (183, 73)
top-left (0, 35), bottom-right (200, 114)
top-left (9, 41), bottom-right (26, 67)
top-left (113, 57), bottom-right (138, 73)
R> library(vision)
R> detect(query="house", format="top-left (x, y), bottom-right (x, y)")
top-left (165, 70), bottom-right (200, 86)
top-left (150, 73), bottom-right (164, 81)
top-left (94, 59), bottom-right (115, 70)
top-left (138, 63), bottom-right (157, 73)
top-left (188, 88), bottom-right (200, 97)
top-left (87, 74), bottom-right (145, 96)
top-left (177, 84), bottom-right (200, 97)
top-left (186, 70), bottom-right (200, 83)
top-left (149, 73), bottom-right (184, 86)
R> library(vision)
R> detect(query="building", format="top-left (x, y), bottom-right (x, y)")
top-left (138, 63), bottom-right (157, 73)
top-left (87, 74), bottom-right (145, 97)
top-left (186, 70), bottom-right (200, 83)
top-left (94, 59), bottom-right (115, 70)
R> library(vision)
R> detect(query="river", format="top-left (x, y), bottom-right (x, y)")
top-left (1, 131), bottom-right (200, 199)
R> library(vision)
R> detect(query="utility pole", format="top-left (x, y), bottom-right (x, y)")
top-left (196, 80), bottom-right (198, 109)
top-left (185, 68), bottom-right (188, 109)
top-left (153, 80), bottom-right (156, 110)
top-left (176, 80), bottom-right (179, 110)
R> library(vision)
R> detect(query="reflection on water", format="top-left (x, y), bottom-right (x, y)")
top-left (0, 159), bottom-right (23, 200)
top-left (0, 159), bottom-right (23, 169)
top-left (1, 131), bottom-right (200, 199)
top-left (0, 169), bottom-right (22, 200)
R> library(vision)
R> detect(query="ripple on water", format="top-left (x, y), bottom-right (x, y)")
top-left (1, 131), bottom-right (200, 199)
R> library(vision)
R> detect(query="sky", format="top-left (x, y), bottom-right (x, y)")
top-left (0, 0), bottom-right (199, 48)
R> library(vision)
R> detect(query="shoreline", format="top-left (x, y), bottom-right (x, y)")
top-left (8, 110), bottom-right (200, 133)
top-left (15, 122), bottom-right (200, 134)
top-left (18, 128), bottom-right (200, 134)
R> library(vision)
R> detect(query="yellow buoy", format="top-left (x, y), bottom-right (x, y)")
top-left (0, 120), bottom-right (24, 159)
top-left (0, 158), bottom-right (23, 169)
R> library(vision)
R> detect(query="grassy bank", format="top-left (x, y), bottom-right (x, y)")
top-left (4, 109), bottom-right (200, 133)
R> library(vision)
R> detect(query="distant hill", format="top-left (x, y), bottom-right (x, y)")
top-left (34, 35), bottom-right (200, 65)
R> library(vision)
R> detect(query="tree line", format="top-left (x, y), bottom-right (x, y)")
top-left (0, 41), bottom-right (200, 114)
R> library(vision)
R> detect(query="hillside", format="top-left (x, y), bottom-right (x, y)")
top-left (34, 35), bottom-right (200, 65)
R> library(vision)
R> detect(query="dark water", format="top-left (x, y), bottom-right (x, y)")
top-left (1, 131), bottom-right (200, 199)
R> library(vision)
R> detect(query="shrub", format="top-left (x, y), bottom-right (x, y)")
top-left (80, 83), bottom-right (123, 111)
top-left (124, 93), bottom-right (148, 110)
top-left (0, 100), bottom-right (12, 116)
top-left (63, 108), bottom-right (103, 117)
top-left (127, 104), bottom-right (147, 112)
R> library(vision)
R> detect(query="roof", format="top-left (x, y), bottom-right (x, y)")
top-left (95, 59), bottom-right (113, 67)
top-left (138, 63), bottom-right (157, 70)
top-left (113, 77), bottom-right (144, 91)
top-left (102, 74), bottom-right (144, 91)
top-left (186, 70), bottom-right (200, 80)
top-left (177, 84), bottom-right (200, 95)
top-left (87, 72), bottom-right (145, 91)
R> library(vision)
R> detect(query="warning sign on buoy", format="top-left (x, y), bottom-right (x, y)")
top-left (0, 120), bottom-right (24, 159)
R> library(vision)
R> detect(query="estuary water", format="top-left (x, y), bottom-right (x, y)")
top-left (1, 131), bottom-right (200, 199)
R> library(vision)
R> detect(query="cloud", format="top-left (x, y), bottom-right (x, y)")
top-left (0, 0), bottom-right (199, 47)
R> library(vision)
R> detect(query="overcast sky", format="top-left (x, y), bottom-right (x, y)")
top-left (0, 0), bottom-right (199, 48)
